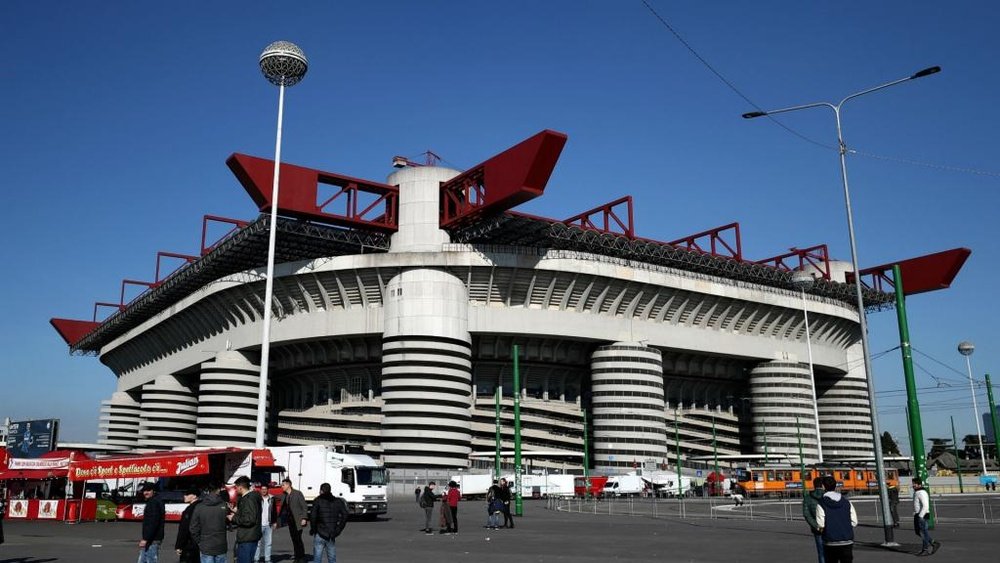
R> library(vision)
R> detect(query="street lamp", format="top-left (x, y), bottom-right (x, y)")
top-left (958, 341), bottom-right (988, 476)
top-left (790, 270), bottom-right (823, 463)
top-left (743, 65), bottom-right (940, 545)
top-left (254, 41), bottom-right (309, 447)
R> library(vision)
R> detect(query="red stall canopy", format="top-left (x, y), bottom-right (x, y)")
top-left (0, 450), bottom-right (89, 481)
top-left (68, 450), bottom-right (216, 481)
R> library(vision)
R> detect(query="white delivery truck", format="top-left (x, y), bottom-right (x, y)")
top-left (450, 473), bottom-right (494, 498)
top-left (269, 445), bottom-right (388, 518)
top-left (603, 474), bottom-right (646, 496)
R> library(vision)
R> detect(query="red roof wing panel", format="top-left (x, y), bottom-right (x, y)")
top-left (50, 319), bottom-right (101, 347)
top-left (854, 248), bottom-right (971, 296)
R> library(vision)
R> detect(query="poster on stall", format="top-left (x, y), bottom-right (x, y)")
top-left (8, 499), bottom-right (29, 518)
top-left (37, 500), bottom-right (59, 519)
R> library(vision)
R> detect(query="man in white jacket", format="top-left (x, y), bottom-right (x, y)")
top-left (912, 477), bottom-right (941, 556)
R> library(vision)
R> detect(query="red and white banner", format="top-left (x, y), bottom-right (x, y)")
top-left (7, 499), bottom-right (29, 518)
top-left (36, 500), bottom-right (60, 519)
top-left (68, 453), bottom-right (209, 481)
top-left (7, 457), bottom-right (71, 471)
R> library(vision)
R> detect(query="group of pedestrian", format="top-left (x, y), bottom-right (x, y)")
top-left (416, 480), bottom-right (462, 534)
top-left (140, 477), bottom-right (348, 563)
top-left (486, 478), bottom-right (514, 530)
top-left (802, 475), bottom-right (941, 562)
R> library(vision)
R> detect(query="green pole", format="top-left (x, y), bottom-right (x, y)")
top-left (495, 382), bottom-right (502, 480)
top-left (797, 416), bottom-right (807, 493)
top-left (893, 264), bottom-right (928, 485)
top-left (582, 408), bottom-right (590, 498)
top-left (951, 416), bottom-right (964, 494)
top-left (513, 344), bottom-right (523, 516)
top-left (712, 415), bottom-right (720, 496)
top-left (986, 374), bottom-right (1000, 465)
top-left (674, 406), bottom-right (683, 497)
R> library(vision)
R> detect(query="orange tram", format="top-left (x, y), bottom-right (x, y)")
top-left (734, 465), bottom-right (899, 497)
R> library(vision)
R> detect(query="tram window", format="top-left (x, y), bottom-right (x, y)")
top-left (803, 470), bottom-right (812, 480)
top-left (767, 471), bottom-right (775, 481)
top-left (856, 471), bottom-right (864, 481)
top-left (755, 472), bottom-right (763, 482)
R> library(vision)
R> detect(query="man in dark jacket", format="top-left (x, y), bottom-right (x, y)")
top-left (802, 477), bottom-right (825, 563)
top-left (174, 488), bottom-right (201, 563)
top-left (815, 475), bottom-right (857, 563)
top-left (230, 476), bottom-right (263, 563)
top-left (280, 478), bottom-right (310, 563)
top-left (419, 482), bottom-right (437, 534)
top-left (190, 486), bottom-right (229, 563)
top-left (498, 478), bottom-right (514, 529)
top-left (138, 483), bottom-right (165, 563)
top-left (310, 483), bottom-right (349, 563)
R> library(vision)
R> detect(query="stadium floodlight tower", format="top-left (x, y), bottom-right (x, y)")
top-left (958, 341), bottom-right (988, 476)
top-left (790, 270), bottom-right (823, 463)
top-left (254, 41), bottom-right (309, 448)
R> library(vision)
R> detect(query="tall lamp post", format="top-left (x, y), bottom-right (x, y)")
top-left (743, 65), bottom-right (941, 545)
top-left (254, 41), bottom-right (309, 447)
top-left (958, 342), bottom-right (988, 476)
top-left (791, 270), bottom-right (823, 463)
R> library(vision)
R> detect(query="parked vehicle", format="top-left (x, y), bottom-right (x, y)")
top-left (573, 475), bottom-right (609, 497)
top-left (268, 445), bottom-right (388, 517)
top-left (603, 475), bottom-right (645, 497)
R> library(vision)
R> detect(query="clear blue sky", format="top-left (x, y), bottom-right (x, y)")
top-left (1, 1), bottom-right (996, 451)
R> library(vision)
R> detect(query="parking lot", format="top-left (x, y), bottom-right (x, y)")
top-left (2, 494), bottom-right (998, 562)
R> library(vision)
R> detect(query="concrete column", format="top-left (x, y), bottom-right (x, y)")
top-left (98, 391), bottom-right (141, 449)
top-left (749, 359), bottom-right (820, 463)
top-left (196, 351), bottom-right (263, 447)
top-left (817, 342), bottom-right (874, 459)
top-left (387, 165), bottom-right (458, 253)
top-left (590, 342), bottom-right (667, 469)
top-left (138, 375), bottom-right (197, 450)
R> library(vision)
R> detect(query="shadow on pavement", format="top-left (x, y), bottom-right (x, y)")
top-left (1, 558), bottom-right (60, 563)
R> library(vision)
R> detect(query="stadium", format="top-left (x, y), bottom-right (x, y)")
top-left (52, 129), bottom-right (914, 472)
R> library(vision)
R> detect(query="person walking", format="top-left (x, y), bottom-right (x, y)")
top-left (802, 477), bottom-right (825, 563)
top-left (174, 488), bottom-right (202, 563)
top-left (137, 483), bottom-right (165, 563)
top-left (280, 478), bottom-right (309, 563)
top-left (255, 483), bottom-right (278, 563)
top-left (498, 478), bottom-right (514, 529)
top-left (190, 485), bottom-right (230, 563)
top-left (418, 482), bottom-right (437, 534)
top-left (230, 476), bottom-right (263, 563)
top-left (913, 477), bottom-right (941, 556)
top-left (815, 475), bottom-right (857, 563)
top-left (445, 480), bottom-right (461, 534)
top-left (309, 483), bottom-right (349, 563)
top-left (439, 482), bottom-right (454, 534)
top-left (888, 481), bottom-right (900, 527)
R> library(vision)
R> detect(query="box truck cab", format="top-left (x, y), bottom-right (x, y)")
top-left (269, 445), bottom-right (388, 517)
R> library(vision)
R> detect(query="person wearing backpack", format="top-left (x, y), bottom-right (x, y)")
top-left (418, 482), bottom-right (437, 534)
top-left (310, 483), bottom-right (349, 563)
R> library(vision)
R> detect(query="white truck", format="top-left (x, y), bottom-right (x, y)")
top-left (603, 474), bottom-right (646, 496)
top-left (269, 445), bottom-right (388, 517)
top-left (451, 473), bottom-right (576, 498)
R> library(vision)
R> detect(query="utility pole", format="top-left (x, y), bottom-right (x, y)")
top-left (513, 344), bottom-right (523, 516)
top-left (494, 381), bottom-right (502, 480)
top-left (712, 415), bottom-right (720, 496)
top-left (893, 265), bottom-right (928, 486)
top-left (986, 374), bottom-right (1000, 466)
top-left (797, 417), bottom-right (808, 493)
top-left (582, 408), bottom-right (591, 498)
top-left (951, 416), bottom-right (964, 494)
top-left (675, 406), bottom-right (683, 497)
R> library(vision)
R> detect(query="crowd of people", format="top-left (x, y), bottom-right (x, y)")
top-left (802, 475), bottom-right (942, 561)
top-left (137, 477), bottom-right (348, 563)
top-left (416, 477), bottom-right (516, 536)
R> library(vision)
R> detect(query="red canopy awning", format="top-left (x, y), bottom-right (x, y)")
top-left (69, 451), bottom-right (212, 482)
top-left (0, 450), bottom-right (90, 481)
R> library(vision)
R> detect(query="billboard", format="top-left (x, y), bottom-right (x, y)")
top-left (5, 419), bottom-right (59, 458)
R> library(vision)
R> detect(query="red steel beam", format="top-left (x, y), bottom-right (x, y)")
top-left (440, 130), bottom-right (568, 230)
top-left (93, 302), bottom-right (123, 322)
top-left (155, 251), bottom-right (198, 283)
top-left (848, 247), bottom-right (971, 296)
top-left (562, 196), bottom-right (635, 239)
top-left (201, 215), bottom-right (249, 256)
top-left (227, 153), bottom-right (398, 233)
top-left (665, 223), bottom-right (743, 261)
top-left (120, 279), bottom-right (158, 307)
top-left (50, 318), bottom-right (101, 347)
top-left (756, 244), bottom-right (832, 280)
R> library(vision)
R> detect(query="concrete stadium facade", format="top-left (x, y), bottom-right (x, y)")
top-left (73, 154), bottom-right (883, 473)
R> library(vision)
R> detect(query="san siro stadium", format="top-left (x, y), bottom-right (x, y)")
top-left (52, 130), bottom-right (903, 472)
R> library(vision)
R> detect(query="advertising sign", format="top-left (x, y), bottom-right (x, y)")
top-left (7, 457), bottom-right (71, 471)
top-left (8, 499), bottom-right (29, 518)
top-left (37, 500), bottom-right (60, 519)
top-left (68, 453), bottom-right (210, 481)
top-left (5, 419), bottom-right (59, 458)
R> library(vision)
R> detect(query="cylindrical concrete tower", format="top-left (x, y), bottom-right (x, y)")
top-left (748, 360), bottom-right (820, 463)
top-left (817, 343), bottom-right (874, 459)
top-left (196, 351), bottom-right (263, 447)
top-left (137, 375), bottom-right (198, 450)
top-left (590, 343), bottom-right (667, 469)
top-left (98, 391), bottom-right (141, 448)
top-left (379, 164), bottom-right (472, 467)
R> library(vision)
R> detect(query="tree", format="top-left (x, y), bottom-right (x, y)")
top-left (881, 431), bottom-right (901, 456)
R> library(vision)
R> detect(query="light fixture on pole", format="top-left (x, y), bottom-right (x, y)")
top-left (254, 41), bottom-right (308, 448)
top-left (790, 270), bottom-right (823, 463)
top-left (958, 341), bottom-right (988, 476)
top-left (743, 65), bottom-right (941, 546)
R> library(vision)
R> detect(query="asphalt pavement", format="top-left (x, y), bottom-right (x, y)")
top-left (1, 496), bottom-right (997, 562)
